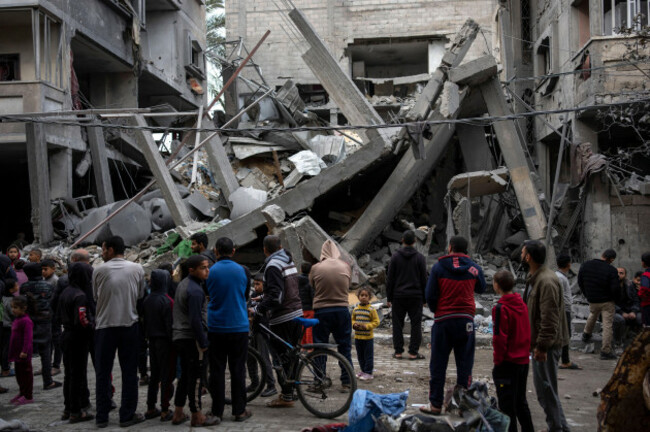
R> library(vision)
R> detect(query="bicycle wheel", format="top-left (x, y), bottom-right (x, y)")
top-left (295, 349), bottom-right (356, 418)
top-left (224, 346), bottom-right (266, 404)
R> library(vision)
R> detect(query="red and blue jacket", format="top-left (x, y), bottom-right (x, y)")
top-left (425, 253), bottom-right (486, 322)
top-left (639, 269), bottom-right (650, 307)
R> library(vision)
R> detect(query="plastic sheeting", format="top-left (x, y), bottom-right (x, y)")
top-left (344, 390), bottom-right (409, 432)
top-left (289, 150), bottom-right (327, 176)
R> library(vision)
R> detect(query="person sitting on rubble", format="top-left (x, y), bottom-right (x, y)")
top-left (190, 233), bottom-right (216, 266)
top-left (421, 235), bottom-right (486, 416)
top-left (638, 253), bottom-right (650, 327)
top-left (578, 249), bottom-right (619, 360)
top-left (491, 270), bottom-right (534, 432)
top-left (555, 254), bottom-right (580, 370)
top-left (613, 267), bottom-right (642, 349)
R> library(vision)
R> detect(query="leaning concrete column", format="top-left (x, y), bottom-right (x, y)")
top-left (26, 122), bottom-right (54, 243)
top-left (203, 133), bottom-right (239, 206)
top-left (86, 122), bottom-right (115, 205)
top-left (49, 148), bottom-right (73, 199)
top-left (134, 114), bottom-right (191, 227)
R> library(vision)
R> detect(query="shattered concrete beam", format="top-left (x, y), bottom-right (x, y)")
top-left (86, 122), bottom-right (115, 206)
top-left (134, 115), bottom-right (191, 227)
top-left (479, 77), bottom-right (551, 251)
top-left (203, 133), bottom-right (239, 206)
top-left (289, 8), bottom-right (396, 147)
top-left (341, 87), bottom-right (470, 255)
top-left (207, 138), bottom-right (390, 247)
top-left (448, 55), bottom-right (499, 87)
top-left (26, 122), bottom-right (54, 244)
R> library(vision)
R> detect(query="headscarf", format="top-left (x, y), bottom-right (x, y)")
top-left (23, 262), bottom-right (43, 281)
top-left (68, 262), bottom-right (93, 295)
top-left (149, 269), bottom-right (171, 294)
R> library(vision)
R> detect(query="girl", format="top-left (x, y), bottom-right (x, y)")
top-left (9, 296), bottom-right (33, 405)
top-left (351, 287), bottom-right (380, 380)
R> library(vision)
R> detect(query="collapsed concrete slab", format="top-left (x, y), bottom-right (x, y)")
top-left (447, 167), bottom-right (509, 198)
top-left (76, 200), bottom-right (152, 247)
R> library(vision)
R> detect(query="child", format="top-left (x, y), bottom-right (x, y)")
top-left (639, 253), bottom-right (650, 327)
top-left (351, 287), bottom-right (379, 381)
top-left (491, 270), bottom-right (534, 432)
top-left (249, 273), bottom-right (277, 397)
top-left (13, 259), bottom-right (28, 287)
top-left (42, 259), bottom-right (62, 376)
top-left (143, 269), bottom-right (175, 421)
top-left (9, 296), bottom-right (33, 405)
top-left (1, 279), bottom-right (18, 378)
top-left (298, 262), bottom-right (314, 345)
top-left (41, 259), bottom-right (58, 287)
top-left (28, 249), bottom-right (42, 263)
top-left (7, 246), bottom-right (21, 268)
top-left (59, 262), bottom-right (94, 423)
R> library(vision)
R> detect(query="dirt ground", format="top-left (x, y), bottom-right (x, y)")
top-left (0, 327), bottom-right (613, 431)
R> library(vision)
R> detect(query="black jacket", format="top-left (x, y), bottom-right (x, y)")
top-left (578, 259), bottom-right (619, 303)
top-left (615, 280), bottom-right (640, 314)
top-left (386, 246), bottom-right (427, 302)
top-left (298, 274), bottom-right (314, 311)
top-left (143, 270), bottom-right (173, 339)
top-left (59, 263), bottom-right (95, 334)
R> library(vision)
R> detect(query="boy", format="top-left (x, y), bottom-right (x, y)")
top-left (28, 249), bottom-right (41, 263)
top-left (59, 262), bottom-right (94, 423)
top-left (639, 253), bottom-right (650, 326)
top-left (41, 260), bottom-right (58, 287)
top-left (172, 255), bottom-right (218, 427)
top-left (351, 287), bottom-right (379, 381)
top-left (42, 259), bottom-right (62, 376)
top-left (556, 254), bottom-right (580, 370)
top-left (491, 270), bottom-right (534, 432)
top-left (298, 262), bottom-right (314, 345)
top-left (143, 269), bottom-right (175, 421)
top-left (249, 273), bottom-right (277, 397)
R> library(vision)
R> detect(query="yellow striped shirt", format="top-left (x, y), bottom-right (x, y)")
top-left (351, 303), bottom-right (380, 340)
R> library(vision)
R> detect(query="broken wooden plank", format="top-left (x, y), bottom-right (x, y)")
top-left (134, 114), bottom-right (191, 226)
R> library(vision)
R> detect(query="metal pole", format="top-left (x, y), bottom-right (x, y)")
top-left (70, 88), bottom-right (273, 248)
top-left (545, 116), bottom-right (569, 249)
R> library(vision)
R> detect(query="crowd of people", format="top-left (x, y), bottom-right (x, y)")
top-left (0, 231), bottom-right (648, 432)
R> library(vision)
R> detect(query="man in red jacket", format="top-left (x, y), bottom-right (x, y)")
top-left (492, 270), bottom-right (534, 432)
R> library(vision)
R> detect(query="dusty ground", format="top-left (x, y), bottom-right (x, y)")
top-left (0, 328), bottom-right (614, 431)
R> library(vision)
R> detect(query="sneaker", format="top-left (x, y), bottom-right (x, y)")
top-left (266, 396), bottom-right (294, 408)
top-left (581, 333), bottom-right (592, 343)
top-left (600, 352), bottom-right (617, 360)
top-left (363, 373), bottom-right (374, 381)
top-left (13, 396), bottom-right (34, 406)
top-left (356, 371), bottom-right (363, 378)
top-left (261, 387), bottom-right (278, 397)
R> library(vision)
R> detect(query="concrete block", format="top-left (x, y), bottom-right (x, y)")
top-left (261, 204), bottom-right (286, 228)
top-left (229, 187), bottom-right (268, 220)
top-left (447, 167), bottom-right (509, 198)
top-left (142, 198), bottom-right (175, 231)
top-left (439, 82), bottom-right (460, 118)
top-left (185, 191), bottom-right (216, 219)
top-left (448, 55), bottom-right (499, 86)
top-left (77, 201), bottom-right (152, 246)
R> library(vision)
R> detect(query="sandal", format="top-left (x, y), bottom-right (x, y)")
top-left (559, 363), bottom-right (582, 370)
top-left (392, 353), bottom-right (403, 359)
top-left (234, 410), bottom-right (253, 422)
top-left (409, 353), bottom-right (425, 360)
top-left (419, 404), bottom-right (442, 416)
top-left (171, 414), bottom-right (189, 425)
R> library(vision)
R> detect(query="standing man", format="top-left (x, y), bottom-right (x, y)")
top-left (522, 240), bottom-right (570, 432)
top-left (421, 236), bottom-right (485, 415)
top-left (613, 267), bottom-right (642, 348)
top-left (555, 254), bottom-right (580, 370)
top-left (190, 233), bottom-right (216, 266)
top-left (206, 237), bottom-right (252, 422)
top-left (386, 230), bottom-right (427, 360)
top-left (93, 236), bottom-right (146, 428)
top-left (310, 240), bottom-right (354, 391)
top-left (578, 249), bottom-right (619, 360)
top-left (252, 235), bottom-right (303, 408)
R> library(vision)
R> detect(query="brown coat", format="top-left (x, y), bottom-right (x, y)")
top-left (310, 240), bottom-right (352, 310)
top-left (525, 266), bottom-right (570, 352)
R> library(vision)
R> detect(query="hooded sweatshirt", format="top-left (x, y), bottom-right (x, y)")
top-left (425, 253), bottom-right (486, 322)
top-left (143, 269), bottom-right (174, 339)
top-left (492, 293), bottom-right (531, 365)
top-left (386, 246), bottom-right (427, 302)
top-left (59, 263), bottom-right (94, 335)
top-left (311, 240), bottom-right (352, 310)
top-left (255, 248), bottom-right (303, 325)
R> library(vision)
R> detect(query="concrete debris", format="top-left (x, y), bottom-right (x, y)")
top-left (447, 167), bottom-right (509, 198)
top-left (76, 200), bottom-right (152, 247)
top-left (185, 191), bottom-right (217, 219)
top-left (229, 187), bottom-right (268, 220)
top-left (288, 150), bottom-right (327, 176)
top-left (308, 135), bottom-right (346, 165)
top-left (261, 204), bottom-right (286, 228)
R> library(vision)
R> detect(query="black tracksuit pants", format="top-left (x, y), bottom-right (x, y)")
top-left (174, 339), bottom-right (202, 413)
top-left (62, 330), bottom-right (90, 415)
top-left (147, 337), bottom-right (175, 412)
top-left (208, 332), bottom-right (248, 417)
top-left (392, 297), bottom-right (423, 355)
top-left (493, 362), bottom-right (534, 432)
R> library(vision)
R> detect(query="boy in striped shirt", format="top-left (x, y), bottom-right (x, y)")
top-left (352, 288), bottom-right (379, 381)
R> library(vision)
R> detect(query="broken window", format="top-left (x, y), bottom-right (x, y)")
top-left (572, 0), bottom-right (590, 48)
top-left (603, 0), bottom-right (650, 34)
top-left (521, 0), bottom-right (533, 64)
top-left (537, 37), bottom-right (552, 76)
top-left (0, 54), bottom-right (20, 81)
top-left (185, 31), bottom-right (205, 80)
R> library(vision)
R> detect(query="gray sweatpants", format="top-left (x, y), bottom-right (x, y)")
top-left (532, 347), bottom-right (570, 432)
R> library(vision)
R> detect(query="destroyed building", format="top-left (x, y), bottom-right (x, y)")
top-left (0, 0), bottom-right (207, 248)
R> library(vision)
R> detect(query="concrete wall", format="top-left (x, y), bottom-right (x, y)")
top-left (225, 0), bottom-right (499, 88)
top-left (610, 195), bottom-right (650, 277)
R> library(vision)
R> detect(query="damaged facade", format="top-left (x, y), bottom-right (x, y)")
top-left (0, 0), bottom-right (207, 248)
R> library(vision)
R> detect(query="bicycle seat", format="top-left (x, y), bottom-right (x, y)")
top-left (294, 317), bottom-right (320, 328)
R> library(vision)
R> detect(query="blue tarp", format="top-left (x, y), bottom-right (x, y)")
top-left (344, 389), bottom-right (409, 432)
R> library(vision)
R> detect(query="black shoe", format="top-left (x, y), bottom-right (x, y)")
top-left (600, 352), bottom-right (617, 360)
top-left (261, 387), bottom-right (278, 397)
top-left (120, 413), bottom-right (145, 428)
top-left (44, 381), bottom-right (62, 391)
top-left (582, 333), bottom-right (592, 343)
top-left (246, 382), bottom-right (260, 393)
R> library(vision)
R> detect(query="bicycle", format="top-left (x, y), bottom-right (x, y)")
top-left (226, 316), bottom-right (357, 418)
